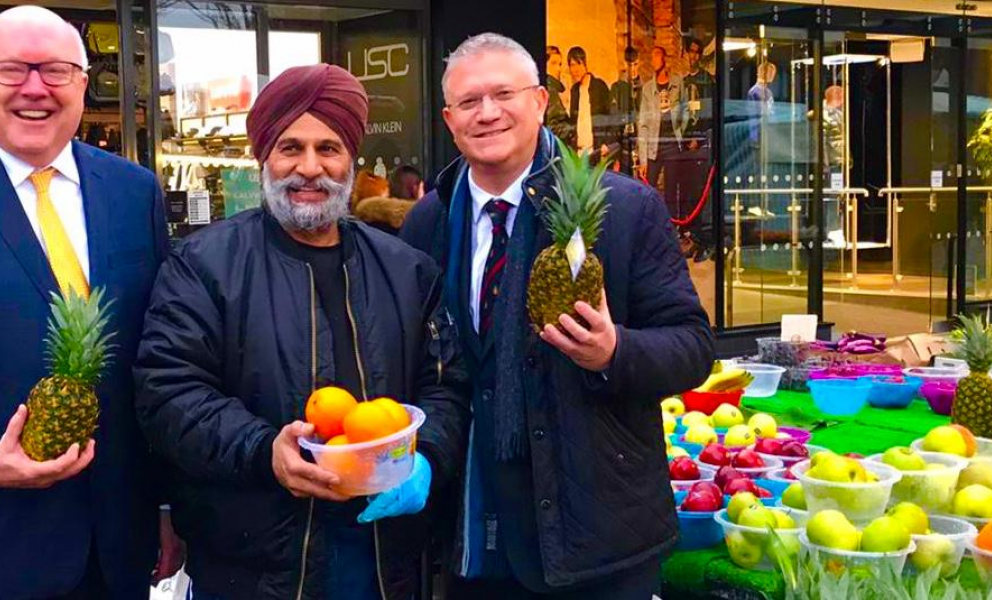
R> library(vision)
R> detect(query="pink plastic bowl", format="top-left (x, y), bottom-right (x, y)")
top-left (921, 381), bottom-right (956, 416)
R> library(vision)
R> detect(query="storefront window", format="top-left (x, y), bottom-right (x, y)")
top-left (155, 1), bottom-right (425, 239)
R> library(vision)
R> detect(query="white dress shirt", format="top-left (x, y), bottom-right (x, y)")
top-left (0, 144), bottom-right (89, 280)
top-left (468, 166), bottom-right (530, 332)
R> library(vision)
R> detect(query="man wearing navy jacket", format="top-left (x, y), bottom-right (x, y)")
top-left (0, 6), bottom-right (181, 598)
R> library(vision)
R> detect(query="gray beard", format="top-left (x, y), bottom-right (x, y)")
top-left (262, 166), bottom-right (354, 233)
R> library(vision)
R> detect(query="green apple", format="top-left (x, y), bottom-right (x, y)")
top-left (726, 530), bottom-right (764, 568)
top-left (910, 534), bottom-right (958, 575)
top-left (922, 426), bottom-right (968, 457)
top-left (748, 413), bottom-right (778, 439)
top-left (860, 516), bottom-right (911, 552)
top-left (739, 504), bottom-right (779, 530)
top-left (772, 510), bottom-right (796, 530)
top-left (781, 483), bottom-right (807, 510)
top-left (724, 424), bottom-right (756, 448)
top-left (668, 446), bottom-right (690, 459)
top-left (958, 463), bottom-right (992, 490)
top-left (727, 492), bottom-right (760, 524)
top-left (886, 502), bottom-right (929, 536)
top-left (663, 412), bottom-right (676, 435)
top-left (684, 424), bottom-right (718, 445)
top-left (682, 411), bottom-right (710, 429)
top-left (952, 484), bottom-right (992, 518)
top-left (661, 396), bottom-right (685, 417)
top-left (807, 510), bottom-right (860, 551)
top-left (881, 447), bottom-right (927, 471)
top-left (712, 403), bottom-right (745, 428)
top-left (808, 455), bottom-right (866, 483)
top-left (810, 449), bottom-right (837, 469)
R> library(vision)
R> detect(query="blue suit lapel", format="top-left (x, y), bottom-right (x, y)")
top-left (0, 159), bottom-right (58, 301)
top-left (73, 141), bottom-right (108, 291)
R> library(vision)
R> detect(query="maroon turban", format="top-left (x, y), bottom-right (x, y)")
top-left (247, 64), bottom-right (369, 163)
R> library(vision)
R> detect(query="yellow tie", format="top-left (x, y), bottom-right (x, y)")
top-left (29, 168), bottom-right (89, 299)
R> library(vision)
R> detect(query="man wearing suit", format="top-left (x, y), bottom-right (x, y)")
top-left (0, 6), bottom-right (181, 598)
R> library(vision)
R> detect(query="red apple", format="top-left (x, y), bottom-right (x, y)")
top-left (844, 452), bottom-right (864, 459)
top-left (714, 466), bottom-right (745, 490)
top-left (755, 486), bottom-right (773, 499)
top-left (681, 482), bottom-right (723, 512)
top-left (698, 443), bottom-right (732, 467)
top-left (784, 466), bottom-right (798, 480)
top-left (779, 441), bottom-right (810, 458)
top-left (732, 448), bottom-right (766, 469)
top-left (723, 477), bottom-right (760, 496)
top-left (668, 456), bottom-right (701, 481)
top-left (755, 437), bottom-right (786, 455)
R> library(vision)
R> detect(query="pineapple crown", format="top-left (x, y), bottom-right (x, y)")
top-left (542, 139), bottom-right (609, 249)
top-left (45, 287), bottom-right (116, 385)
top-left (950, 312), bottom-right (992, 372)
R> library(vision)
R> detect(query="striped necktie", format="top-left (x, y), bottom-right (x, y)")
top-left (29, 167), bottom-right (89, 299)
top-left (479, 198), bottom-right (512, 337)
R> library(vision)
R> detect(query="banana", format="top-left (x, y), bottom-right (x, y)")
top-left (695, 368), bottom-right (754, 392)
top-left (711, 360), bottom-right (723, 375)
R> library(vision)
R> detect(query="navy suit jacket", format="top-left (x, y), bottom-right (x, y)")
top-left (0, 141), bottom-right (168, 598)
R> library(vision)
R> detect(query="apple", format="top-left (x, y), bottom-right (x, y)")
top-left (910, 534), bottom-right (958, 575)
top-left (668, 456), bottom-right (701, 481)
top-left (681, 482), bottom-right (723, 512)
top-left (952, 484), bottom-right (992, 518)
top-left (808, 455), bottom-right (866, 483)
top-left (724, 478), bottom-right (760, 497)
top-left (843, 452), bottom-right (865, 460)
top-left (779, 441), bottom-right (809, 458)
top-left (749, 413), bottom-right (778, 439)
top-left (732, 448), bottom-right (766, 469)
top-left (714, 465), bottom-right (744, 489)
top-left (783, 466), bottom-right (798, 480)
top-left (781, 483), bottom-right (806, 510)
top-left (726, 530), bottom-right (764, 568)
top-left (684, 424), bottom-right (718, 446)
top-left (950, 424), bottom-right (978, 457)
top-left (958, 463), bottom-right (992, 490)
top-left (882, 447), bottom-right (928, 471)
top-left (712, 403), bottom-right (745, 428)
top-left (860, 516), bottom-right (911, 552)
top-left (772, 510), bottom-right (797, 530)
top-left (810, 450), bottom-right (837, 468)
top-left (663, 412), bottom-right (676, 436)
top-left (755, 486), bottom-right (772, 499)
top-left (661, 396), bottom-right (685, 417)
top-left (806, 510), bottom-right (861, 551)
top-left (699, 444), bottom-right (732, 467)
top-left (922, 426), bottom-right (969, 457)
top-left (727, 491), bottom-right (761, 523)
top-left (886, 502), bottom-right (929, 536)
top-left (755, 437), bottom-right (785, 455)
top-left (739, 504), bottom-right (779, 530)
top-left (725, 424), bottom-right (756, 448)
top-left (979, 522), bottom-right (992, 551)
top-left (668, 446), bottom-right (690, 459)
top-left (682, 411), bottom-right (710, 429)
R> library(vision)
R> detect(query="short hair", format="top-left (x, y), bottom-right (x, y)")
top-left (389, 165), bottom-right (423, 200)
top-left (686, 38), bottom-right (703, 53)
top-left (546, 45), bottom-right (561, 60)
top-left (757, 61), bottom-right (777, 81)
top-left (442, 33), bottom-right (539, 103)
top-left (653, 45), bottom-right (667, 57)
top-left (566, 46), bottom-right (587, 66)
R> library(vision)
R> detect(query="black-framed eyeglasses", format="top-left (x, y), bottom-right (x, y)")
top-left (448, 84), bottom-right (541, 112)
top-left (0, 61), bottom-right (87, 87)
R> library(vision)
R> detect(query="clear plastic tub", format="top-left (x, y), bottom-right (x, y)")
top-left (910, 436), bottom-right (992, 467)
top-left (734, 455), bottom-right (785, 480)
top-left (738, 363), bottom-right (786, 398)
top-left (756, 337), bottom-right (809, 368)
top-left (757, 443), bottom-right (828, 469)
top-left (799, 532), bottom-right (916, 576)
top-left (906, 515), bottom-right (977, 577)
top-left (299, 405), bottom-right (425, 496)
top-left (864, 452), bottom-right (966, 513)
top-left (774, 499), bottom-right (809, 526)
top-left (793, 459), bottom-right (902, 523)
top-left (670, 463), bottom-right (717, 493)
top-left (902, 366), bottom-right (966, 385)
top-left (808, 379), bottom-right (871, 416)
top-left (766, 468), bottom-right (797, 483)
top-left (965, 537), bottom-right (992, 583)
top-left (714, 508), bottom-right (803, 571)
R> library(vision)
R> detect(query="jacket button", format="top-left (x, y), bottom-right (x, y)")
top-left (242, 530), bottom-right (250, 539)
top-left (526, 356), bottom-right (537, 368)
top-left (540, 499), bottom-right (552, 510)
top-left (527, 187), bottom-right (537, 196)
top-left (533, 428), bottom-right (545, 440)
top-left (616, 452), bottom-right (626, 462)
top-left (482, 389), bottom-right (493, 402)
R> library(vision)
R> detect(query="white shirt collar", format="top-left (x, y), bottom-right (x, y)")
top-left (468, 165), bottom-right (530, 226)
top-left (0, 143), bottom-right (80, 188)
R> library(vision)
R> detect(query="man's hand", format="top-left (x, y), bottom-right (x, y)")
top-left (636, 165), bottom-right (648, 180)
top-left (0, 404), bottom-right (95, 489)
top-left (151, 509), bottom-right (185, 584)
top-left (539, 290), bottom-right (617, 372)
top-left (272, 421), bottom-right (351, 502)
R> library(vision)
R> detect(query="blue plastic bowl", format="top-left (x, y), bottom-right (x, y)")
top-left (808, 378), bottom-right (871, 416)
top-left (859, 375), bottom-right (923, 409)
top-left (673, 490), bottom-right (726, 550)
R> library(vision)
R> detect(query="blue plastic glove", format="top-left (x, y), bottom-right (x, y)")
top-left (357, 452), bottom-right (432, 523)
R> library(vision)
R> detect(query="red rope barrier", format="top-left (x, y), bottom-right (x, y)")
top-left (670, 164), bottom-right (716, 227)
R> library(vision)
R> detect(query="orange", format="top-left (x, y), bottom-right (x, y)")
top-left (979, 522), bottom-right (992, 551)
top-left (950, 424), bottom-right (978, 457)
top-left (305, 386), bottom-right (358, 441)
top-left (371, 397), bottom-right (411, 432)
top-left (343, 402), bottom-right (395, 443)
top-left (326, 434), bottom-right (350, 446)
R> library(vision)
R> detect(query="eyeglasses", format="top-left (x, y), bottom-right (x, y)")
top-left (448, 85), bottom-right (540, 112)
top-left (0, 61), bottom-right (87, 87)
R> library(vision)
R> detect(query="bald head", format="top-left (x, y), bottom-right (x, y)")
top-left (0, 6), bottom-right (87, 69)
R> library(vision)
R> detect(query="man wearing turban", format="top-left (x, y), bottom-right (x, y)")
top-left (134, 64), bottom-right (470, 600)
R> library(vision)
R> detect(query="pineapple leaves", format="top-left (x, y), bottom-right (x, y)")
top-left (44, 287), bottom-right (116, 385)
top-left (541, 139), bottom-right (609, 250)
top-left (951, 313), bottom-right (992, 372)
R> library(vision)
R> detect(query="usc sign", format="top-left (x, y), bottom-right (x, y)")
top-left (347, 43), bottom-right (410, 82)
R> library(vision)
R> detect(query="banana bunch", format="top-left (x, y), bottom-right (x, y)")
top-left (695, 364), bottom-right (754, 392)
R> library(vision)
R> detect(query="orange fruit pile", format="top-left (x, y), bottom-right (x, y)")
top-left (979, 521), bottom-right (992, 552)
top-left (305, 386), bottom-right (411, 445)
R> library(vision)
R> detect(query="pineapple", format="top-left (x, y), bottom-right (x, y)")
top-left (21, 289), bottom-right (115, 461)
top-left (950, 314), bottom-right (992, 438)
top-left (527, 140), bottom-right (608, 330)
